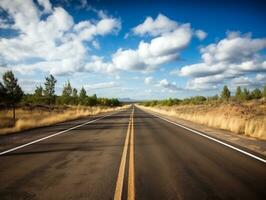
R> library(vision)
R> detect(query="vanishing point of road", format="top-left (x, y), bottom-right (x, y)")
top-left (0, 106), bottom-right (265, 200)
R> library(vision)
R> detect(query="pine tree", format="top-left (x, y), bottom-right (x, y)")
top-left (263, 85), bottom-right (266, 98)
top-left (251, 88), bottom-right (262, 99)
top-left (72, 88), bottom-right (78, 105)
top-left (33, 85), bottom-right (44, 104)
top-left (44, 74), bottom-right (56, 106)
top-left (235, 86), bottom-right (242, 101)
top-left (34, 86), bottom-right (43, 96)
top-left (61, 81), bottom-right (72, 104)
top-left (221, 85), bottom-right (231, 100)
top-left (62, 81), bottom-right (72, 97)
top-left (79, 87), bottom-right (87, 105)
top-left (91, 94), bottom-right (97, 106)
top-left (242, 88), bottom-right (251, 100)
top-left (2, 71), bottom-right (23, 122)
top-left (0, 82), bottom-right (7, 103)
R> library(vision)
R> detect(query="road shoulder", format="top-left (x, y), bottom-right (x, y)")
top-left (138, 106), bottom-right (266, 157)
top-left (0, 108), bottom-right (127, 153)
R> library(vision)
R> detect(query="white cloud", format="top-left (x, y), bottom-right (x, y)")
top-left (112, 49), bottom-right (146, 70)
top-left (84, 56), bottom-right (116, 74)
top-left (18, 78), bottom-right (43, 93)
top-left (186, 75), bottom-right (224, 90)
top-left (80, 0), bottom-right (89, 9)
top-left (92, 40), bottom-right (100, 49)
top-left (96, 18), bottom-right (121, 35)
top-left (0, 18), bottom-right (11, 29)
top-left (138, 25), bottom-right (192, 57)
top-left (144, 76), bottom-right (154, 84)
top-left (256, 73), bottom-right (266, 81)
top-left (201, 32), bottom-right (266, 64)
top-left (144, 76), bottom-right (183, 92)
top-left (195, 29), bottom-right (207, 40)
top-left (175, 32), bottom-right (266, 90)
top-left (0, 8), bottom-right (205, 77)
top-left (132, 13), bottom-right (178, 36)
top-left (37, 0), bottom-right (52, 13)
top-left (110, 14), bottom-right (196, 72)
top-left (84, 81), bottom-right (120, 90)
top-left (185, 72), bottom-right (266, 91)
top-left (231, 74), bottom-right (266, 88)
top-left (158, 79), bottom-right (182, 91)
top-left (179, 62), bottom-right (226, 77)
top-left (144, 89), bottom-right (152, 95)
top-left (0, 0), bottom-right (121, 75)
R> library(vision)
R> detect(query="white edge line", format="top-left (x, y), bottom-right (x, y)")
top-left (140, 108), bottom-right (266, 164)
top-left (0, 109), bottom-right (126, 156)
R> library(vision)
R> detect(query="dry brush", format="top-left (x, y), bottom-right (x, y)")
top-left (138, 101), bottom-right (266, 140)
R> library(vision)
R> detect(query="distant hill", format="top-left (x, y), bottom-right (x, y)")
top-left (118, 98), bottom-right (139, 102)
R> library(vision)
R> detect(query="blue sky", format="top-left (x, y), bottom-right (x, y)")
top-left (0, 0), bottom-right (265, 100)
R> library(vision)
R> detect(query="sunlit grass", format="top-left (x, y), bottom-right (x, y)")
top-left (139, 100), bottom-right (266, 140)
top-left (0, 105), bottom-right (127, 135)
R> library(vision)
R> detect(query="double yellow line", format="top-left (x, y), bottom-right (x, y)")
top-left (114, 106), bottom-right (135, 200)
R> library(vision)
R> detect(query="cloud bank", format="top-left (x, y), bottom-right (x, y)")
top-left (175, 32), bottom-right (266, 90)
top-left (0, 0), bottom-right (121, 75)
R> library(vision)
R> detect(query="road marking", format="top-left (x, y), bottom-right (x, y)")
top-left (128, 107), bottom-right (135, 200)
top-left (141, 108), bottom-right (266, 164)
top-left (0, 109), bottom-right (126, 156)
top-left (114, 110), bottom-right (132, 200)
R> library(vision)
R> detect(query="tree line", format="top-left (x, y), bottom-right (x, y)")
top-left (142, 85), bottom-right (266, 107)
top-left (0, 71), bottom-right (121, 121)
top-left (220, 85), bottom-right (266, 101)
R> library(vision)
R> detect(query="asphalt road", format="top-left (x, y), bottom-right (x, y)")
top-left (0, 106), bottom-right (265, 200)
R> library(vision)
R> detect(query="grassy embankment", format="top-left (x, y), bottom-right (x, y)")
top-left (0, 105), bottom-right (126, 135)
top-left (139, 100), bottom-right (266, 140)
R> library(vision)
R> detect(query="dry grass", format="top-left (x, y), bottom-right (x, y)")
top-left (0, 105), bottom-right (127, 135)
top-left (138, 100), bottom-right (266, 140)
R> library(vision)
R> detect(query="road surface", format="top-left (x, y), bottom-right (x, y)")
top-left (0, 106), bottom-right (265, 200)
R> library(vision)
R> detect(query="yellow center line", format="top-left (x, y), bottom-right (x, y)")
top-left (114, 108), bottom-right (134, 200)
top-left (128, 106), bottom-right (135, 200)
